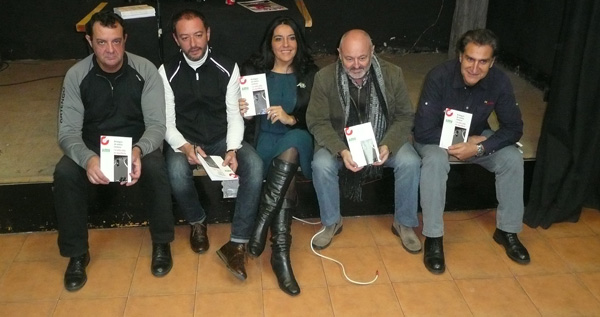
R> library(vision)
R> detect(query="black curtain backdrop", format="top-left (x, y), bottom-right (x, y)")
top-left (524, 0), bottom-right (600, 228)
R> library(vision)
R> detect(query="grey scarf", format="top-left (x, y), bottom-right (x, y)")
top-left (336, 55), bottom-right (389, 201)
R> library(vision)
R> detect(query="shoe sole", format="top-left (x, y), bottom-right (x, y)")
top-left (391, 225), bottom-right (422, 254)
top-left (312, 226), bottom-right (343, 250)
top-left (216, 250), bottom-right (247, 281)
top-left (493, 234), bottom-right (530, 265)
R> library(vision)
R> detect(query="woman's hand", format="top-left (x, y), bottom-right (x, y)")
top-left (267, 105), bottom-right (296, 125)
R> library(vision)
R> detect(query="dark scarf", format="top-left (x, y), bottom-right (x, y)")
top-left (337, 56), bottom-right (389, 201)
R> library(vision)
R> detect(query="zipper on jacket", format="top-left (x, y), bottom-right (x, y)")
top-left (96, 72), bottom-right (124, 98)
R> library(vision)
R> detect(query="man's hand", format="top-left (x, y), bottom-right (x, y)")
top-left (467, 135), bottom-right (487, 145)
top-left (223, 150), bottom-right (239, 173)
top-left (448, 134), bottom-right (487, 160)
top-left (239, 98), bottom-right (249, 116)
top-left (125, 146), bottom-right (142, 186)
top-left (340, 149), bottom-right (363, 172)
top-left (180, 143), bottom-right (203, 165)
top-left (373, 145), bottom-right (389, 166)
top-left (448, 142), bottom-right (478, 161)
top-left (86, 155), bottom-right (110, 185)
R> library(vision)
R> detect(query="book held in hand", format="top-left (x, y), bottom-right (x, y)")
top-left (197, 154), bottom-right (239, 181)
top-left (239, 73), bottom-right (270, 117)
top-left (237, 0), bottom-right (288, 13)
top-left (100, 136), bottom-right (132, 182)
top-left (439, 108), bottom-right (472, 149)
top-left (344, 122), bottom-right (381, 167)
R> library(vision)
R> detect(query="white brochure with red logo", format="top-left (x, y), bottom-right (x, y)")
top-left (197, 154), bottom-right (239, 181)
top-left (344, 122), bottom-right (381, 167)
top-left (439, 108), bottom-right (472, 149)
top-left (100, 135), bottom-right (132, 182)
top-left (239, 73), bottom-right (270, 117)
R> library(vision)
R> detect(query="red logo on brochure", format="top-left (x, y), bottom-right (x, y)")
top-left (239, 77), bottom-right (247, 85)
top-left (229, 173), bottom-right (239, 179)
top-left (445, 108), bottom-right (454, 117)
top-left (344, 127), bottom-right (353, 136)
top-left (100, 136), bottom-right (109, 145)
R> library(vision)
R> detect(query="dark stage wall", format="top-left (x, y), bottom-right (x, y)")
top-left (0, 0), bottom-right (456, 64)
top-left (487, 0), bottom-right (564, 89)
top-left (0, 0), bottom-right (566, 87)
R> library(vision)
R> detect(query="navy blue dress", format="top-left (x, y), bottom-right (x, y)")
top-left (255, 72), bottom-right (313, 178)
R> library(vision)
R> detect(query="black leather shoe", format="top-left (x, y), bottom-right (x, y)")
top-left (151, 243), bottom-right (173, 277)
top-left (64, 251), bottom-right (90, 292)
top-left (493, 229), bottom-right (530, 264)
top-left (423, 237), bottom-right (445, 274)
top-left (216, 241), bottom-right (247, 280)
top-left (190, 223), bottom-right (209, 254)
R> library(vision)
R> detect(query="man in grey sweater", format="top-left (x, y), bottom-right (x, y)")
top-left (54, 12), bottom-right (174, 292)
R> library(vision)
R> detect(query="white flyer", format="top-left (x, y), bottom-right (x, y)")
top-left (439, 108), bottom-right (473, 149)
top-left (197, 154), bottom-right (239, 181)
top-left (239, 73), bottom-right (270, 117)
top-left (100, 135), bottom-right (132, 182)
top-left (344, 122), bottom-right (381, 167)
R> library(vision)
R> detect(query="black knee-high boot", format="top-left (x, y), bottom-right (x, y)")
top-left (270, 204), bottom-right (300, 296)
top-left (247, 158), bottom-right (298, 257)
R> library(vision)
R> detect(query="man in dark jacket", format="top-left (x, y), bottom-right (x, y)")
top-left (413, 29), bottom-right (530, 275)
top-left (54, 12), bottom-right (174, 292)
top-left (159, 9), bottom-right (263, 281)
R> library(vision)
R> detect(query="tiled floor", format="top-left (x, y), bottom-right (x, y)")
top-left (0, 53), bottom-right (544, 184)
top-left (0, 208), bottom-right (600, 316)
top-left (0, 51), bottom-right (558, 315)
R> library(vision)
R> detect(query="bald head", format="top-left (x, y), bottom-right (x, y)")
top-left (339, 29), bottom-right (372, 51)
top-left (338, 29), bottom-right (374, 81)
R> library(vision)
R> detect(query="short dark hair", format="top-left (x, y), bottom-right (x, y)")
top-left (171, 9), bottom-right (209, 35)
top-left (246, 16), bottom-right (314, 77)
top-left (457, 29), bottom-right (499, 57)
top-left (85, 11), bottom-right (126, 38)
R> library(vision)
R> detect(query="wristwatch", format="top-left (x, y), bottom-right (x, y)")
top-left (476, 143), bottom-right (485, 157)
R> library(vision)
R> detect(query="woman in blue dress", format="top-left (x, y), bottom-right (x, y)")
top-left (239, 16), bottom-right (318, 296)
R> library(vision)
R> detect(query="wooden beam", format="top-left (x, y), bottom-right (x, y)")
top-left (76, 2), bottom-right (108, 33)
top-left (295, 0), bottom-right (312, 28)
top-left (448, 0), bottom-right (489, 59)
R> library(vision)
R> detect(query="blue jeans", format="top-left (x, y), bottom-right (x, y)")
top-left (311, 143), bottom-right (421, 227)
top-left (165, 139), bottom-right (263, 242)
top-left (415, 139), bottom-right (524, 238)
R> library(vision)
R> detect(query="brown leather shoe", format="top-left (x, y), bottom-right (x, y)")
top-left (190, 223), bottom-right (209, 254)
top-left (216, 241), bottom-right (247, 280)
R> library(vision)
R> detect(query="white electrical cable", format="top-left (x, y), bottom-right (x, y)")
top-left (292, 216), bottom-right (321, 225)
top-left (310, 226), bottom-right (379, 285)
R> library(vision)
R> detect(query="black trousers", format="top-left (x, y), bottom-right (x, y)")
top-left (53, 150), bottom-right (175, 257)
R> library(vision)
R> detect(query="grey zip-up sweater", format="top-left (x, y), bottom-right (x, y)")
top-left (58, 52), bottom-right (166, 169)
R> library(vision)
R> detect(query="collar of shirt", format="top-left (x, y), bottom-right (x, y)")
top-left (182, 48), bottom-right (210, 71)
